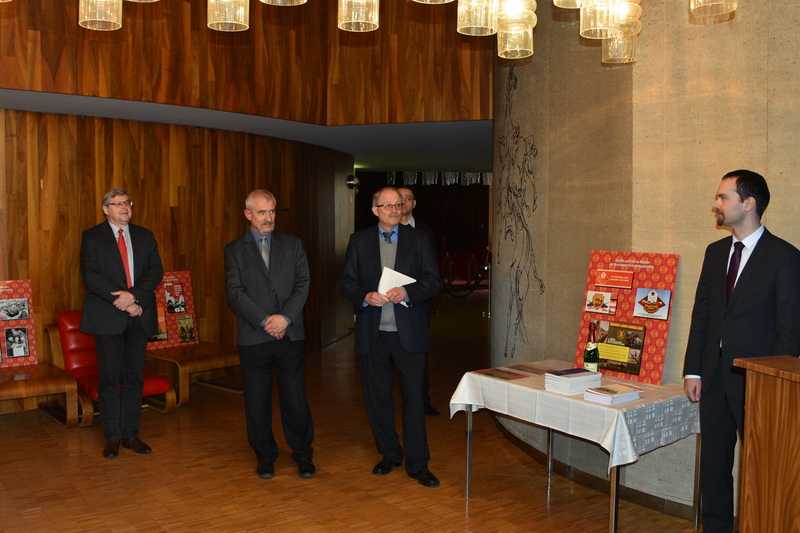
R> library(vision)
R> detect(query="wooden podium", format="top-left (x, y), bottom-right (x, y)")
top-left (733, 355), bottom-right (800, 533)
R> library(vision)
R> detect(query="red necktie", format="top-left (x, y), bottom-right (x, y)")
top-left (118, 229), bottom-right (133, 289)
top-left (726, 241), bottom-right (744, 303)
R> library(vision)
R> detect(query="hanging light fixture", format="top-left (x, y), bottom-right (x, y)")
top-left (338, 0), bottom-right (380, 32)
top-left (79, 0), bottom-right (123, 31)
top-left (457, 0), bottom-right (499, 36)
top-left (601, 1), bottom-right (641, 64)
top-left (580, 0), bottom-right (621, 39)
top-left (413, 0), bottom-right (454, 4)
top-left (553, 0), bottom-right (581, 8)
top-left (261, 0), bottom-right (307, 5)
top-left (208, 0), bottom-right (249, 32)
top-left (689, 0), bottom-right (737, 17)
top-left (497, 0), bottom-right (537, 59)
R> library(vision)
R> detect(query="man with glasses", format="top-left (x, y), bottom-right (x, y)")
top-left (80, 188), bottom-right (164, 459)
top-left (340, 187), bottom-right (443, 487)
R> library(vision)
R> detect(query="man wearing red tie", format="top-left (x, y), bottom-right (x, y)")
top-left (80, 188), bottom-right (164, 459)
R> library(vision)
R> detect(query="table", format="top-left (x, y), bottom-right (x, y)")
top-left (0, 363), bottom-right (79, 427)
top-left (449, 360), bottom-right (700, 533)
top-left (146, 342), bottom-right (241, 407)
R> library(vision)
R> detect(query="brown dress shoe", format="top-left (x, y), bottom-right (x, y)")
top-left (122, 437), bottom-right (152, 455)
top-left (103, 440), bottom-right (120, 459)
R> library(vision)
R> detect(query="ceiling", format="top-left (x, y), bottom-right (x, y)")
top-left (0, 89), bottom-right (492, 173)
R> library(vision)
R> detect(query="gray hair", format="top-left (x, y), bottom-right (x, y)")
top-left (245, 189), bottom-right (277, 211)
top-left (102, 188), bottom-right (129, 206)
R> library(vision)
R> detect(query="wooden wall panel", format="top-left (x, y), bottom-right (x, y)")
top-left (0, 109), bottom-right (354, 362)
top-left (0, 0), bottom-right (491, 125)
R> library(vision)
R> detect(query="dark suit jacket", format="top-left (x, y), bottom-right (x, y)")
top-left (224, 230), bottom-right (309, 346)
top-left (410, 218), bottom-right (437, 255)
top-left (340, 223), bottom-right (443, 355)
top-left (80, 222), bottom-right (164, 337)
top-left (683, 228), bottom-right (800, 399)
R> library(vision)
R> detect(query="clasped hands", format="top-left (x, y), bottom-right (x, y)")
top-left (111, 290), bottom-right (142, 317)
top-left (264, 314), bottom-right (289, 340)
top-left (365, 287), bottom-right (406, 307)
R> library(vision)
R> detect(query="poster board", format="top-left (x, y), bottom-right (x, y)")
top-left (574, 251), bottom-right (679, 384)
top-left (146, 271), bottom-right (199, 350)
top-left (0, 279), bottom-right (38, 368)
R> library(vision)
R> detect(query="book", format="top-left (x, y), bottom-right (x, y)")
top-left (545, 367), bottom-right (601, 395)
top-left (583, 383), bottom-right (642, 405)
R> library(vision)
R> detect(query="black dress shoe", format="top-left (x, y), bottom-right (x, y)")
top-left (103, 440), bottom-right (120, 459)
top-left (408, 468), bottom-right (440, 488)
top-left (372, 457), bottom-right (402, 475)
top-left (297, 459), bottom-right (316, 478)
top-left (256, 460), bottom-right (275, 479)
top-left (122, 437), bottom-right (152, 455)
top-left (424, 404), bottom-right (440, 416)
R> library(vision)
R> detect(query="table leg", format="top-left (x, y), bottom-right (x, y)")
top-left (693, 435), bottom-right (701, 530)
top-left (547, 428), bottom-right (554, 480)
top-left (466, 407), bottom-right (473, 500)
top-left (609, 465), bottom-right (619, 533)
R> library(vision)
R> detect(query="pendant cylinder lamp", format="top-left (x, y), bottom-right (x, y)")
top-left (208, 0), bottom-right (249, 31)
top-left (338, 0), bottom-right (380, 32)
top-left (497, 0), bottom-right (537, 59)
top-left (498, 27), bottom-right (534, 59)
top-left (457, 0), bottom-right (499, 36)
top-left (690, 0), bottom-right (737, 17)
top-left (261, 0), bottom-right (307, 5)
top-left (580, 0), bottom-right (619, 39)
top-left (79, 0), bottom-right (123, 31)
top-left (554, 0), bottom-right (581, 8)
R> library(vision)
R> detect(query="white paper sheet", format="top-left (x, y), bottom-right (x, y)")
top-left (378, 267), bottom-right (416, 307)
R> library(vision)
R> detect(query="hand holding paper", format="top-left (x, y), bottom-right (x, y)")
top-left (378, 267), bottom-right (416, 307)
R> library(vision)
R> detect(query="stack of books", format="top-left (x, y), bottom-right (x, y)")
top-left (544, 368), bottom-right (602, 395)
top-left (583, 383), bottom-right (642, 405)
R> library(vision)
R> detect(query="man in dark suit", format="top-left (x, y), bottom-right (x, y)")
top-left (683, 170), bottom-right (800, 533)
top-left (80, 188), bottom-right (164, 459)
top-left (340, 187), bottom-right (443, 487)
top-left (397, 186), bottom-right (439, 416)
top-left (224, 189), bottom-right (315, 480)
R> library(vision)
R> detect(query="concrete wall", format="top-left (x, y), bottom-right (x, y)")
top-left (491, 1), bottom-right (800, 507)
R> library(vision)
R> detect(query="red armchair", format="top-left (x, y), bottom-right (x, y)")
top-left (46, 310), bottom-right (176, 427)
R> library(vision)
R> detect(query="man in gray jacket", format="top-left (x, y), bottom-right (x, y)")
top-left (224, 189), bottom-right (314, 480)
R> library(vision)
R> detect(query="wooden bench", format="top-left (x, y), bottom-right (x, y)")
top-left (0, 363), bottom-right (79, 428)
top-left (146, 342), bottom-right (241, 407)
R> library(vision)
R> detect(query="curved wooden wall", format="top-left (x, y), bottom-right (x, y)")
top-left (0, 0), bottom-right (493, 125)
top-left (0, 109), bottom-right (354, 355)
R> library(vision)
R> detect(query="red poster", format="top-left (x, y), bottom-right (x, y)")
top-left (147, 271), bottom-right (199, 350)
top-left (575, 251), bottom-right (679, 385)
top-left (0, 279), bottom-right (38, 368)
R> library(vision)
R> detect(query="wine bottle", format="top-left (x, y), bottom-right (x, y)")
top-left (583, 322), bottom-right (600, 372)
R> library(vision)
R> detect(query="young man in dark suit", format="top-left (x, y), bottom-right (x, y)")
top-left (80, 188), bottom-right (164, 459)
top-left (224, 189), bottom-right (314, 480)
top-left (397, 186), bottom-right (439, 416)
top-left (683, 170), bottom-right (800, 533)
top-left (340, 187), bottom-right (443, 487)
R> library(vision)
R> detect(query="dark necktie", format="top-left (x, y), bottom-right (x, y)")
top-left (382, 231), bottom-right (393, 243)
top-left (261, 236), bottom-right (270, 269)
top-left (118, 229), bottom-right (133, 288)
top-left (726, 241), bottom-right (744, 303)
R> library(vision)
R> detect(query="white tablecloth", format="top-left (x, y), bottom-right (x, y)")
top-left (449, 360), bottom-right (700, 470)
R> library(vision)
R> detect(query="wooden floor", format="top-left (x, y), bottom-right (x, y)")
top-left (0, 290), bottom-right (698, 532)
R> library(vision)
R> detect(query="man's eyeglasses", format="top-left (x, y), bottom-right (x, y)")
top-left (106, 200), bottom-right (134, 208)
top-left (375, 203), bottom-right (402, 210)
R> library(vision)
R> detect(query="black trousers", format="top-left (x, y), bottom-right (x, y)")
top-left (699, 357), bottom-right (743, 533)
top-left (94, 317), bottom-right (148, 441)
top-left (238, 339), bottom-right (314, 464)
top-left (359, 331), bottom-right (429, 474)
